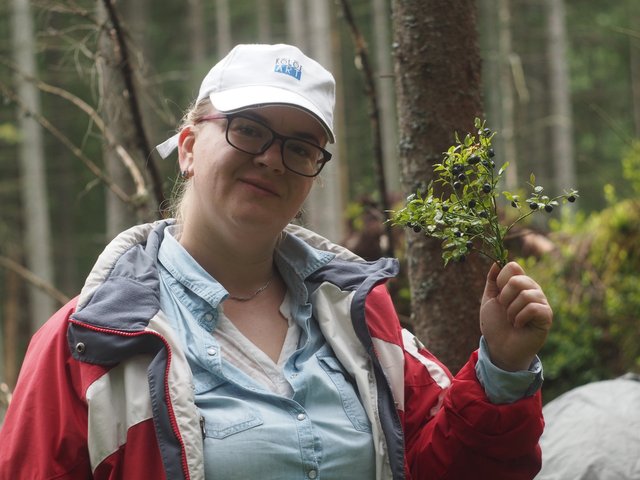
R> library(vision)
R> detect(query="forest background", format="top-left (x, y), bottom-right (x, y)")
top-left (1, 0), bottom-right (639, 419)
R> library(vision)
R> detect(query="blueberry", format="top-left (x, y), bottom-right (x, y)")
top-left (468, 199), bottom-right (477, 208)
top-left (468, 155), bottom-right (481, 165)
top-left (482, 183), bottom-right (492, 194)
top-left (529, 202), bottom-right (539, 210)
top-left (488, 148), bottom-right (495, 158)
top-left (568, 195), bottom-right (576, 202)
top-left (544, 205), bottom-right (553, 213)
top-left (453, 181), bottom-right (462, 190)
top-left (479, 211), bottom-right (488, 218)
top-left (413, 225), bottom-right (421, 233)
top-left (511, 201), bottom-right (518, 208)
top-left (457, 173), bottom-right (466, 181)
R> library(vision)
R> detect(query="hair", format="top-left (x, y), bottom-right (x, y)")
top-left (168, 99), bottom-right (214, 225)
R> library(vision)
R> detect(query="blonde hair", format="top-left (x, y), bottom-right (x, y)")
top-left (167, 99), bottom-right (214, 224)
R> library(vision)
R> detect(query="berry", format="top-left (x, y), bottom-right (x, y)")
top-left (468, 199), bottom-right (477, 208)
top-left (544, 204), bottom-right (554, 213)
top-left (466, 241), bottom-right (473, 250)
top-left (454, 231), bottom-right (463, 238)
top-left (483, 128), bottom-right (492, 137)
top-left (567, 195), bottom-right (576, 203)
top-left (442, 204), bottom-right (449, 212)
top-left (482, 183), bottom-right (492, 194)
top-left (468, 155), bottom-right (481, 165)
top-left (452, 164), bottom-right (463, 175)
top-left (511, 201), bottom-right (519, 208)
top-left (413, 225), bottom-right (421, 233)
top-left (488, 148), bottom-right (495, 158)
top-left (479, 211), bottom-right (488, 218)
top-left (457, 173), bottom-right (466, 181)
top-left (529, 202), bottom-right (539, 210)
top-left (453, 181), bottom-right (462, 190)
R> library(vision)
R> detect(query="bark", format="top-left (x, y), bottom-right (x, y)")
top-left (11, 0), bottom-right (56, 330)
top-left (391, 0), bottom-right (489, 373)
top-left (286, 0), bottom-right (307, 49)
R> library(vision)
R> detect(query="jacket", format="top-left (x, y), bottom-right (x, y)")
top-left (0, 220), bottom-right (544, 479)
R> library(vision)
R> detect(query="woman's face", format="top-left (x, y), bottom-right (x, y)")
top-left (178, 105), bottom-right (326, 241)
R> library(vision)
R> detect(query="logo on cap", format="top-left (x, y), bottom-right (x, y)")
top-left (274, 58), bottom-right (302, 80)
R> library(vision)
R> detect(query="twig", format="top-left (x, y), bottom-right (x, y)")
top-left (0, 256), bottom-right (70, 306)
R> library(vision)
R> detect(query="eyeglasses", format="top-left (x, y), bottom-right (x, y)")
top-left (195, 114), bottom-right (332, 177)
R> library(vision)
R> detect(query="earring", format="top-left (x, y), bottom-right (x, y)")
top-left (181, 170), bottom-right (190, 179)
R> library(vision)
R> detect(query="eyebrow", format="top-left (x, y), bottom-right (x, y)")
top-left (240, 111), bottom-right (324, 146)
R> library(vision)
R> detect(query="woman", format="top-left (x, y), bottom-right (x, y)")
top-left (0, 44), bottom-right (551, 479)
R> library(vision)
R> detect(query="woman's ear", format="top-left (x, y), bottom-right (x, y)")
top-left (177, 127), bottom-right (195, 174)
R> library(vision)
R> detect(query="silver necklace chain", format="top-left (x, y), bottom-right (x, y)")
top-left (227, 276), bottom-right (273, 302)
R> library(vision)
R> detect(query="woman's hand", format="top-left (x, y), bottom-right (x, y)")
top-left (479, 262), bottom-right (553, 372)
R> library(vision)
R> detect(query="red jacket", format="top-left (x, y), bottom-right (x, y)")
top-left (0, 221), bottom-right (544, 479)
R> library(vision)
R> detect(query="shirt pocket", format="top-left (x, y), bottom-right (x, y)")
top-left (201, 393), bottom-right (264, 440)
top-left (317, 355), bottom-right (372, 433)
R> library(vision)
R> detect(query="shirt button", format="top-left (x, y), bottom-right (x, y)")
top-left (206, 347), bottom-right (218, 356)
top-left (204, 313), bottom-right (213, 321)
top-left (297, 413), bottom-right (306, 421)
top-left (307, 470), bottom-right (317, 479)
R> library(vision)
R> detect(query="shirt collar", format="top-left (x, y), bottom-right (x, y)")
top-left (157, 224), bottom-right (335, 314)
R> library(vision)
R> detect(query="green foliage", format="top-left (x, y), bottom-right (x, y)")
top-left (525, 191), bottom-right (640, 402)
top-left (391, 119), bottom-right (578, 266)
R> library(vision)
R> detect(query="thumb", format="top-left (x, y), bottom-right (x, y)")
top-left (482, 262), bottom-right (502, 302)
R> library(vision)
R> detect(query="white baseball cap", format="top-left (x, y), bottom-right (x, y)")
top-left (156, 43), bottom-right (336, 159)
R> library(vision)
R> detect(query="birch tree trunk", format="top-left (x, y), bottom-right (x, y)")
top-left (11, 0), bottom-right (55, 329)
top-left (546, 0), bottom-right (576, 192)
top-left (392, 0), bottom-right (489, 373)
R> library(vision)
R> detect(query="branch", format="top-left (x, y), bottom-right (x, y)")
top-left (100, 0), bottom-right (166, 214)
top-left (337, 0), bottom-right (395, 258)
top-left (0, 80), bottom-right (132, 204)
top-left (0, 256), bottom-right (70, 306)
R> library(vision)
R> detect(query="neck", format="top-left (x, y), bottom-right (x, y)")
top-left (178, 222), bottom-right (278, 296)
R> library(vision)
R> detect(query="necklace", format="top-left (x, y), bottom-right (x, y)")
top-left (227, 276), bottom-right (273, 302)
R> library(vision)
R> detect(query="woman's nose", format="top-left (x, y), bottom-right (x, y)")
top-left (254, 140), bottom-right (285, 174)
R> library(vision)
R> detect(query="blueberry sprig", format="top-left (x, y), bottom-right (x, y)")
top-left (391, 118), bottom-right (579, 267)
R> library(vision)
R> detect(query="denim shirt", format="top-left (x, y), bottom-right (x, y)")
top-left (156, 225), bottom-right (542, 478)
top-left (157, 226), bottom-right (376, 479)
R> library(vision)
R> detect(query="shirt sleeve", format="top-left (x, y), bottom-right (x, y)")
top-left (475, 336), bottom-right (543, 404)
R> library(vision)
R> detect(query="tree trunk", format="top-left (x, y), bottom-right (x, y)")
top-left (11, 0), bottom-right (56, 330)
top-left (97, 1), bottom-right (139, 239)
top-left (304, 0), bottom-right (345, 243)
top-left (546, 0), bottom-right (576, 192)
top-left (497, 0), bottom-right (518, 189)
top-left (391, 0), bottom-right (489, 373)
top-left (372, 0), bottom-right (400, 194)
top-left (216, 0), bottom-right (232, 59)
top-left (629, 0), bottom-right (640, 137)
top-left (256, 0), bottom-right (271, 43)
top-left (286, 0), bottom-right (307, 50)
top-left (187, 0), bottom-right (207, 69)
